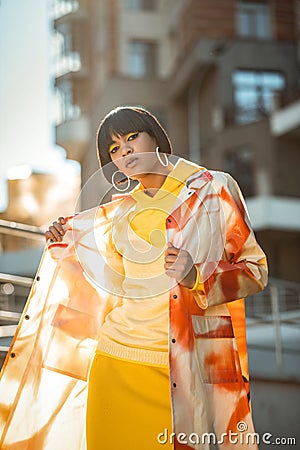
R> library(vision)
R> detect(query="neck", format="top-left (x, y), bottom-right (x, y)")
top-left (138, 163), bottom-right (173, 195)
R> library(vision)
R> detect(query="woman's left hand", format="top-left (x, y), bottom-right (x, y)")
top-left (164, 243), bottom-right (197, 289)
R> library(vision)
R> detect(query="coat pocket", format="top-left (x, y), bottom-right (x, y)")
top-left (192, 315), bottom-right (238, 384)
top-left (42, 304), bottom-right (100, 381)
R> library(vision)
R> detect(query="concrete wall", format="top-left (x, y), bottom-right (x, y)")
top-left (257, 230), bottom-right (300, 282)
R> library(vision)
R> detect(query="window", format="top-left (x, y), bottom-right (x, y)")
top-left (236, 1), bottom-right (272, 39)
top-left (127, 0), bottom-right (156, 11)
top-left (128, 41), bottom-right (157, 78)
top-left (233, 70), bottom-right (285, 124)
top-left (225, 147), bottom-right (255, 197)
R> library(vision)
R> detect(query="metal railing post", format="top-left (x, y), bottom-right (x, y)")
top-left (270, 284), bottom-right (283, 372)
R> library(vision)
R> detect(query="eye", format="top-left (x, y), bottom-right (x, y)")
top-left (109, 145), bottom-right (119, 154)
top-left (127, 132), bottom-right (139, 141)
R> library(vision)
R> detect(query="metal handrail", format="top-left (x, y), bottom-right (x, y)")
top-left (245, 278), bottom-right (300, 376)
top-left (266, 277), bottom-right (300, 290)
top-left (246, 277), bottom-right (300, 317)
top-left (0, 325), bottom-right (17, 338)
top-left (0, 311), bottom-right (21, 322)
top-left (0, 273), bottom-right (33, 287)
top-left (0, 219), bottom-right (45, 241)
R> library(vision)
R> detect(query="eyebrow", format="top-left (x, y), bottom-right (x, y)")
top-left (109, 131), bottom-right (138, 146)
top-left (107, 135), bottom-right (120, 151)
top-left (108, 132), bottom-right (124, 147)
top-left (108, 139), bottom-right (116, 147)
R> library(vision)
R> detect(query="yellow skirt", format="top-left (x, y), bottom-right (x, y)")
top-left (86, 351), bottom-right (173, 450)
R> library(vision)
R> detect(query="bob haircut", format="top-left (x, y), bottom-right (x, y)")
top-left (96, 106), bottom-right (172, 183)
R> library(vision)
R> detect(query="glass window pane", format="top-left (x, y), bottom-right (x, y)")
top-left (127, 0), bottom-right (141, 9)
top-left (256, 11), bottom-right (271, 38)
top-left (232, 69), bottom-right (285, 124)
top-left (129, 42), bottom-right (146, 77)
top-left (233, 71), bottom-right (256, 86)
top-left (262, 91), bottom-right (273, 111)
top-left (237, 11), bottom-right (251, 36)
top-left (235, 88), bottom-right (258, 108)
top-left (262, 73), bottom-right (285, 90)
top-left (236, 1), bottom-right (272, 39)
top-left (128, 41), bottom-right (156, 78)
top-left (127, 0), bottom-right (155, 10)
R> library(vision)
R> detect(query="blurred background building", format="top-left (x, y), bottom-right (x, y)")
top-left (1, 0), bottom-right (300, 447)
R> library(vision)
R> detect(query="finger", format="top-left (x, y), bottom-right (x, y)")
top-left (165, 269), bottom-right (177, 279)
top-left (164, 255), bottom-right (178, 263)
top-left (49, 225), bottom-right (62, 241)
top-left (165, 262), bottom-right (186, 271)
top-left (165, 268), bottom-right (186, 282)
top-left (165, 245), bottom-right (180, 256)
top-left (52, 221), bottom-right (65, 236)
top-left (166, 242), bottom-right (179, 250)
top-left (164, 262), bottom-right (176, 269)
top-left (45, 231), bottom-right (54, 242)
top-left (58, 216), bottom-right (66, 225)
top-left (45, 231), bottom-right (58, 243)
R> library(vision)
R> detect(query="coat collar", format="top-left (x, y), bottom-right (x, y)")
top-left (111, 160), bottom-right (213, 203)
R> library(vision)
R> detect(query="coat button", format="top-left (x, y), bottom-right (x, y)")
top-left (173, 294), bottom-right (177, 299)
top-left (36, 276), bottom-right (40, 281)
top-left (172, 338), bottom-right (176, 343)
top-left (167, 218), bottom-right (172, 223)
top-left (25, 315), bottom-right (30, 320)
top-left (10, 352), bottom-right (16, 358)
top-left (173, 382), bottom-right (177, 388)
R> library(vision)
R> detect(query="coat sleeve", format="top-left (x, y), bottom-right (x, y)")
top-left (192, 172), bottom-right (268, 309)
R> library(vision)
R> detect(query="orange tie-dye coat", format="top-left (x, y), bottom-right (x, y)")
top-left (0, 165), bottom-right (267, 449)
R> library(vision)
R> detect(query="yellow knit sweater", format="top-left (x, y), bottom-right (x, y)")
top-left (97, 159), bottom-right (202, 363)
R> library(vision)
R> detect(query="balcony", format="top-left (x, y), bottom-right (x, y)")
top-left (270, 98), bottom-right (300, 139)
top-left (56, 114), bottom-right (90, 161)
top-left (246, 196), bottom-right (300, 232)
top-left (54, 51), bottom-right (86, 79)
top-left (246, 278), bottom-right (300, 381)
top-left (51, 0), bottom-right (78, 19)
top-left (51, 0), bottom-right (87, 22)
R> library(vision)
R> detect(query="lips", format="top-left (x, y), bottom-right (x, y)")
top-left (125, 156), bottom-right (138, 168)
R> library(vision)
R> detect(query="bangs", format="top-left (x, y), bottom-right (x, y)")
top-left (98, 108), bottom-right (154, 156)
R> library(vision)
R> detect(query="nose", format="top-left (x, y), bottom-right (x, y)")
top-left (121, 143), bottom-right (133, 157)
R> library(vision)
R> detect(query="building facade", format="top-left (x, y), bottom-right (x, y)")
top-left (52, 0), bottom-right (300, 284)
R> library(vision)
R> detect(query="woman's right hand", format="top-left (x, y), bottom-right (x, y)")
top-left (45, 217), bottom-right (67, 242)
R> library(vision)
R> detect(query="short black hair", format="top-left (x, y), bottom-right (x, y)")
top-left (96, 106), bottom-right (172, 183)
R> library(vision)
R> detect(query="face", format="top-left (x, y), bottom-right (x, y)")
top-left (108, 131), bottom-right (164, 181)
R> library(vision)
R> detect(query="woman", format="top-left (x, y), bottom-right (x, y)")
top-left (0, 107), bottom-right (267, 450)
